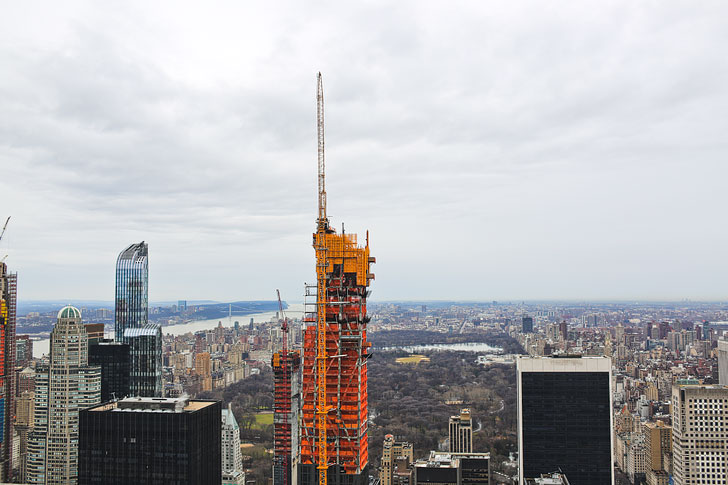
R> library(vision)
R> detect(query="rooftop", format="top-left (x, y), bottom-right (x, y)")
top-left (57, 305), bottom-right (81, 320)
top-left (89, 396), bottom-right (218, 413)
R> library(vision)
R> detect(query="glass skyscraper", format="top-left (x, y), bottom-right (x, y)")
top-left (115, 242), bottom-right (162, 397)
top-left (115, 242), bottom-right (149, 341)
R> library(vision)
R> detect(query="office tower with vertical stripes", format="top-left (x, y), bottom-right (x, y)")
top-left (0, 262), bottom-right (16, 480)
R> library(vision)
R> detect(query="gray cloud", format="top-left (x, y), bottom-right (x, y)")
top-left (1, 1), bottom-right (727, 302)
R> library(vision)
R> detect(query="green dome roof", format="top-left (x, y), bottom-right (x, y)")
top-left (57, 305), bottom-right (81, 320)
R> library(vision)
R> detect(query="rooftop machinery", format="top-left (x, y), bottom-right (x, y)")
top-left (300, 73), bottom-right (375, 485)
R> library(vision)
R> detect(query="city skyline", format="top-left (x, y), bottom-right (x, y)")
top-left (2, 2), bottom-right (728, 302)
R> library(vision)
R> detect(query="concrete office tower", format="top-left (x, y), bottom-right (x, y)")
top-left (413, 451), bottom-right (490, 485)
top-left (449, 409), bottom-right (473, 453)
top-left (79, 396), bottom-right (221, 484)
top-left (16, 390), bottom-right (34, 483)
top-left (522, 316), bottom-right (534, 333)
top-left (643, 421), bottom-right (671, 485)
top-left (671, 384), bottom-right (728, 485)
top-left (222, 403), bottom-right (245, 485)
top-left (124, 325), bottom-right (162, 397)
top-left (88, 340), bottom-right (130, 402)
top-left (517, 356), bottom-right (613, 485)
top-left (0, 262), bottom-right (17, 480)
top-left (382, 435), bottom-right (414, 485)
top-left (718, 340), bottom-right (728, 385)
top-left (27, 306), bottom-right (101, 485)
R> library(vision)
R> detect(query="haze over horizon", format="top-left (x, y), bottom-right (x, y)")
top-left (2, 1), bottom-right (727, 302)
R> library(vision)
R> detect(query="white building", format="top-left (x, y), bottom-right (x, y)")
top-left (717, 340), bottom-right (728, 385)
top-left (672, 384), bottom-right (728, 485)
top-left (221, 403), bottom-right (245, 485)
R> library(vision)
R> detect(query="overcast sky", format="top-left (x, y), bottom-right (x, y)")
top-left (1, 1), bottom-right (727, 302)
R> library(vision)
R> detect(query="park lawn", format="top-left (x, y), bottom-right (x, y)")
top-left (395, 354), bottom-right (430, 364)
top-left (253, 412), bottom-right (274, 428)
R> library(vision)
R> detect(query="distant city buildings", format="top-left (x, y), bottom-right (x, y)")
top-left (16, 334), bottom-right (32, 368)
top-left (79, 396), bottom-right (221, 484)
top-left (27, 306), bottom-right (101, 484)
top-left (517, 356), bottom-right (613, 485)
top-left (671, 384), bottom-right (728, 485)
top-left (448, 409), bottom-right (473, 454)
top-left (522, 316), bottom-right (533, 334)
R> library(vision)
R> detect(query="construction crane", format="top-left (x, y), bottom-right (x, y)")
top-left (0, 217), bottom-right (9, 244)
top-left (0, 217), bottom-right (10, 263)
top-left (314, 72), bottom-right (329, 485)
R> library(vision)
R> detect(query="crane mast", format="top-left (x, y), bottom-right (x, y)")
top-left (315, 72), bottom-right (329, 485)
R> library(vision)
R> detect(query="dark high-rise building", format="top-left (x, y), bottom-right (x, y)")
top-left (16, 335), bottom-right (32, 368)
top-left (518, 356), bottom-right (613, 485)
top-left (115, 242), bottom-right (161, 397)
top-left (115, 242), bottom-right (149, 341)
top-left (0, 262), bottom-right (17, 480)
top-left (522, 316), bottom-right (534, 333)
top-left (413, 452), bottom-right (490, 485)
top-left (84, 324), bottom-right (105, 346)
top-left (124, 325), bottom-right (162, 397)
top-left (559, 321), bottom-right (568, 341)
top-left (88, 340), bottom-right (130, 402)
top-left (79, 396), bottom-right (221, 484)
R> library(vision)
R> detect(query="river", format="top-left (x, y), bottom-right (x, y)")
top-left (378, 342), bottom-right (502, 353)
top-left (32, 302), bottom-right (306, 358)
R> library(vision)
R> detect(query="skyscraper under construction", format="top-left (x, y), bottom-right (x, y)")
top-left (297, 74), bottom-right (375, 485)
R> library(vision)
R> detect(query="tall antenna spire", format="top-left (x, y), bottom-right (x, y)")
top-left (317, 73), bottom-right (327, 230)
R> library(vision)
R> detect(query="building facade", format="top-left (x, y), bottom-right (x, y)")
top-left (78, 396), bottom-right (221, 484)
top-left (221, 403), bottom-right (245, 485)
top-left (27, 306), bottom-right (101, 485)
top-left (16, 335), bottom-right (32, 369)
top-left (671, 384), bottom-right (728, 485)
top-left (125, 325), bottom-right (162, 397)
top-left (718, 340), bottom-right (728, 385)
top-left (0, 262), bottom-right (16, 480)
top-left (517, 356), bottom-right (614, 485)
top-left (448, 409), bottom-right (473, 454)
top-left (381, 435), bottom-right (413, 485)
top-left (88, 340), bottom-right (130, 402)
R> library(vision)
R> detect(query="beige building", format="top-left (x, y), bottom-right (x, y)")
top-left (381, 435), bottom-right (413, 485)
top-left (672, 384), bottom-right (728, 485)
top-left (27, 306), bottom-right (101, 485)
top-left (448, 409), bottom-right (473, 454)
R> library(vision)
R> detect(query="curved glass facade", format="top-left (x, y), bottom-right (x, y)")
top-left (115, 242), bottom-right (161, 396)
top-left (115, 242), bottom-right (148, 342)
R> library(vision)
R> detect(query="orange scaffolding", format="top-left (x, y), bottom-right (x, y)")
top-left (301, 231), bottom-right (375, 477)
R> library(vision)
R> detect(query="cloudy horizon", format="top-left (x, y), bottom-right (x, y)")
top-left (1, 1), bottom-right (727, 302)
